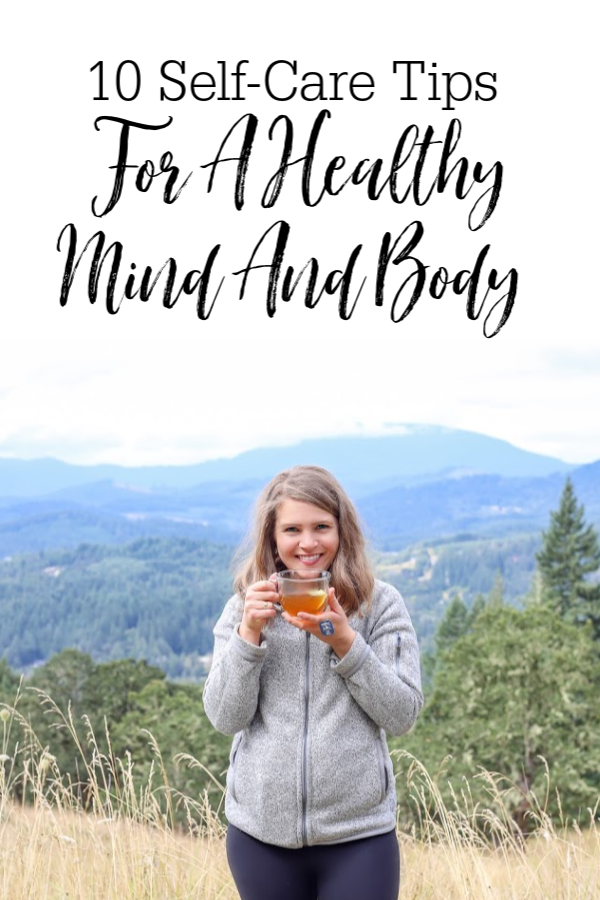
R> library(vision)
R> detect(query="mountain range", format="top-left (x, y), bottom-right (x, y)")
top-left (0, 426), bottom-right (596, 557)
top-left (0, 425), bottom-right (571, 497)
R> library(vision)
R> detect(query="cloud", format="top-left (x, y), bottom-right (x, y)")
top-left (0, 337), bottom-right (598, 466)
top-left (540, 347), bottom-right (600, 377)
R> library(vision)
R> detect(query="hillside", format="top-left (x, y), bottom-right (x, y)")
top-left (373, 532), bottom-right (541, 643)
top-left (0, 538), bottom-right (233, 679)
top-left (0, 532), bottom-right (544, 677)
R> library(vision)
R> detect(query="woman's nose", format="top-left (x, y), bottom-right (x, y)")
top-left (299, 531), bottom-right (318, 548)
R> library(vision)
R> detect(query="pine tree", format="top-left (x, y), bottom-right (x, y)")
top-left (467, 592), bottom-right (486, 626)
top-left (487, 571), bottom-right (505, 608)
top-left (435, 593), bottom-right (469, 657)
top-left (536, 478), bottom-right (600, 637)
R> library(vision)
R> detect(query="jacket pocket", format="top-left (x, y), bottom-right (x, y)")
top-left (376, 733), bottom-right (389, 803)
top-left (228, 733), bottom-right (243, 803)
top-left (394, 632), bottom-right (402, 678)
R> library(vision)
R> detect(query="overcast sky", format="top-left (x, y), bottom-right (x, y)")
top-left (2, 2), bottom-right (598, 467)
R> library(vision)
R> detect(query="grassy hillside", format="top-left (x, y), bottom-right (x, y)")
top-left (0, 733), bottom-right (596, 900)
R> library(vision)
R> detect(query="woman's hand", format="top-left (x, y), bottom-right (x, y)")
top-left (282, 588), bottom-right (356, 659)
top-left (240, 576), bottom-right (279, 645)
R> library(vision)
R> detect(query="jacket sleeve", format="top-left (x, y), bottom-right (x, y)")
top-left (202, 595), bottom-right (268, 735)
top-left (330, 581), bottom-right (424, 736)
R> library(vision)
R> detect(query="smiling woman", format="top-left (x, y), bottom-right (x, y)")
top-left (203, 465), bottom-right (423, 900)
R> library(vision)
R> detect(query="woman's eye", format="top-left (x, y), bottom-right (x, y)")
top-left (316, 524), bottom-right (329, 530)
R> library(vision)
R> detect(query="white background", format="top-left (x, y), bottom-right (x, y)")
top-left (2, 1), bottom-right (598, 465)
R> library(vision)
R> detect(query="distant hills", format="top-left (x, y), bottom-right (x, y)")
top-left (362, 464), bottom-right (600, 548)
top-left (0, 426), bottom-right (572, 498)
top-left (0, 428), bottom-right (596, 558)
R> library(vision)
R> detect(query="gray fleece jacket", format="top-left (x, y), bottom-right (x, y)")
top-left (202, 579), bottom-right (423, 849)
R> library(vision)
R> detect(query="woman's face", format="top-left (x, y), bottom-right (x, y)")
top-left (274, 498), bottom-right (340, 576)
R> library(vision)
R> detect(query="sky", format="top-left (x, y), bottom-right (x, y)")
top-left (2, 2), bottom-right (598, 468)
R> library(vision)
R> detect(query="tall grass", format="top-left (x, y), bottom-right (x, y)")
top-left (0, 694), bottom-right (598, 899)
top-left (394, 752), bottom-right (599, 899)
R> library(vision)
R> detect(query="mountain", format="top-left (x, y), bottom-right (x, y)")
top-left (0, 426), bottom-right (571, 498)
top-left (360, 467), bottom-right (600, 548)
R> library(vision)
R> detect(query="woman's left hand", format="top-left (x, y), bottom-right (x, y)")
top-left (282, 588), bottom-right (356, 659)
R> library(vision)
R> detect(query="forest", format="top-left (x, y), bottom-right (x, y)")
top-left (0, 529), bottom-right (543, 677)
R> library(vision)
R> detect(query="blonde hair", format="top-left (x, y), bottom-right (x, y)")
top-left (233, 466), bottom-right (374, 615)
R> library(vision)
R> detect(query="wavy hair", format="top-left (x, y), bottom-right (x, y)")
top-left (233, 466), bottom-right (374, 615)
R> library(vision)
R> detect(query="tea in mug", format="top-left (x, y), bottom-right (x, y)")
top-left (279, 589), bottom-right (328, 617)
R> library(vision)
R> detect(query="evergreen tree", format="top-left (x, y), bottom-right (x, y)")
top-left (536, 478), bottom-right (600, 636)
top-left (0, 658), bottom-right (19, 695)
top-left (487, 570), bottom-right (505, 608)
top-left (523, 570), bottom-right (545, 608)
top-left (467, 592), bottom-right (486, 626)
top-left (435, 594), bottom-right (469, 657)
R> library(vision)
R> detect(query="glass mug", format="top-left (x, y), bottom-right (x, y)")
top-left (276, 570), bottom-right (331, 617)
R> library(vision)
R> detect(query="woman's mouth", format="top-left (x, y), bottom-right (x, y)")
top-left (296, 554), bottom-right (322, 566)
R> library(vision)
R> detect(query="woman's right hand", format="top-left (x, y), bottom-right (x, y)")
top-left (239, 576), bottom-right (279, 644)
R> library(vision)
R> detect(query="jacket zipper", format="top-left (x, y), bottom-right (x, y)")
top-left (395, 633), bottom-right (402, 677)
top-left (301, 631), bottom-right (311, 846)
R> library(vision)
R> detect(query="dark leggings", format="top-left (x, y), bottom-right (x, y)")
top-left (226, 824), bottom-right (400, 900)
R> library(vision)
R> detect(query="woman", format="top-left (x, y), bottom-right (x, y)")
top-left (203, 466), bottom-right (423, 900)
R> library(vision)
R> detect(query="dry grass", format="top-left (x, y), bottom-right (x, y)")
top-left (1, 697), bottom-right (599, 899)
top-left (394, 753), bottom-right (599, 900)
top-left (0, 805), bottom-right (233, 900)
